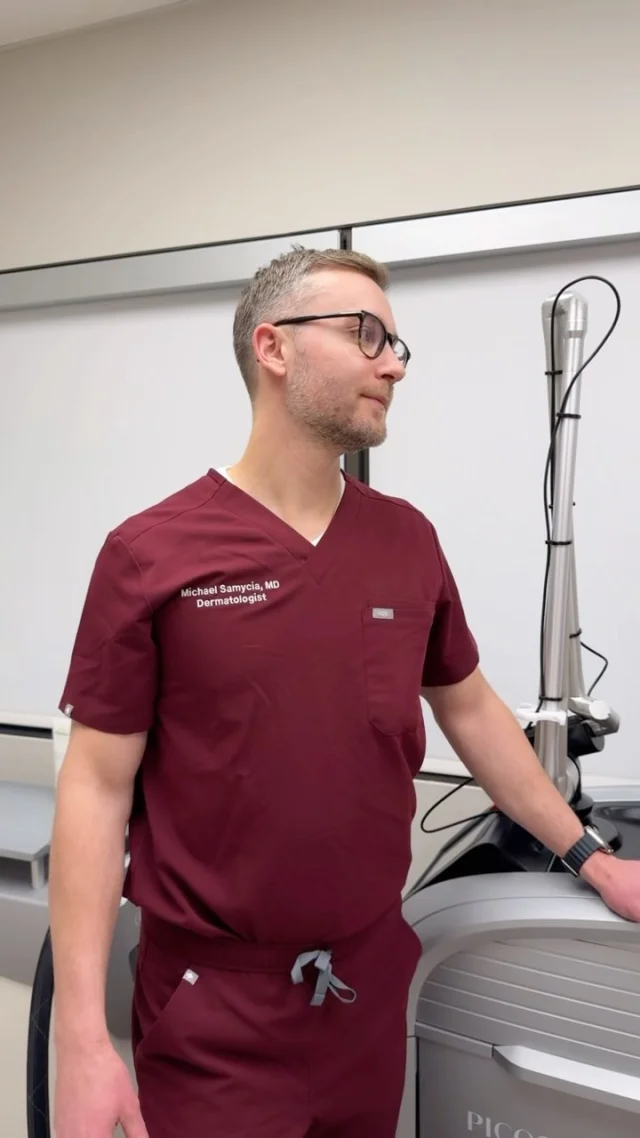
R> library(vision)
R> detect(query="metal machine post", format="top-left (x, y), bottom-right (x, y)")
top-left (410, 283), bottom-right (623, 892)
top-left (535, 293), bottom-right (587, 797)
top-left (517, 290), bottom-right (619, 801)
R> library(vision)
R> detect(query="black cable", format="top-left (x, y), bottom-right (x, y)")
top-left (583, 640), bottom-right (609, 695)
top-left (420, 775), bottom-right (494, 835)
top-left (26, 927), bottom-right (53, 1138)
top-left (420, 274), bottom-right (620, 838)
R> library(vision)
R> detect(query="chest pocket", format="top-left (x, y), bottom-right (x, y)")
top-left (362, 602), bottom-right (436, 736)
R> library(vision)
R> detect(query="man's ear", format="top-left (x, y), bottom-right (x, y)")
top-left (252, 322), bottom-right (289, 379)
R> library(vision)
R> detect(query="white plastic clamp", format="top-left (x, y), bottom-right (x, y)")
top-left (515, 704), bottom-right (567, 726)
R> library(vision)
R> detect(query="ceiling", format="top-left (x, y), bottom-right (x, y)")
top-left (0, 0), bottom-right (193, 50)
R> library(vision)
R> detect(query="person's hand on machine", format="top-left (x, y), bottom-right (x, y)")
top-left (424, 667), bottom-right (640, 927)
top-left (54, 1036), bottom-right (148, 1138)
top-left (580, 852), bottom-right (640, 922)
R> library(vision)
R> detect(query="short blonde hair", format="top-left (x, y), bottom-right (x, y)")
top-left (232, 246), bottom-right (389, 398)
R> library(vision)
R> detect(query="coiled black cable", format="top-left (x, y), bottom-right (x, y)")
top-left (26, 927), bottom-right (54, 1138)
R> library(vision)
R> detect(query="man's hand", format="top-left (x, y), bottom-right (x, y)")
top-left (580, 851), bottom-right (640, 922)
top-left (54, 1038), bottom-right (148, 1138)
top-left (422, 667), bottom-right (640, 924)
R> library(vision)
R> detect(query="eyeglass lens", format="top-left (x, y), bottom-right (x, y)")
top-left (360, 313), bottom-right (408, 364)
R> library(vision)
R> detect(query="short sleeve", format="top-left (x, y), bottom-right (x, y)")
top-left (422, 530), bottom-right (479, 688)
top-left (59, 533), bottom-right (157, 733)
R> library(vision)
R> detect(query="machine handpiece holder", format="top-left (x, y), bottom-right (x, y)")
top-left (516, 291), bottom-right (619, 802)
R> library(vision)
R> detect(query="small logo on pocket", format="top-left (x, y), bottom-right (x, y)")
top-left (372, 607), bottom-right (394, 620)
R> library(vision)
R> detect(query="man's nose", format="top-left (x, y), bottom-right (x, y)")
top-left (377, 344), bottom-right (406, 382)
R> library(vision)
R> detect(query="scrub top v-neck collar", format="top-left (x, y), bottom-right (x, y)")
top-left (207, 467), bottom-right (362, 584)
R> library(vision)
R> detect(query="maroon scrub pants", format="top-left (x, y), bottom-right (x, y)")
top-left (132, 901), bottom-right (421, 1137)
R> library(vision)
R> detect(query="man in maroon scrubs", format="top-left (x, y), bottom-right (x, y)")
top-left (50, 249), bottom-right (640, 1138)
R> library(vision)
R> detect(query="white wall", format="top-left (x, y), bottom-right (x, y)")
top-left (1, 0), bottom-right (640, 270)
top-left (0, 287), bottom-right (250, 722)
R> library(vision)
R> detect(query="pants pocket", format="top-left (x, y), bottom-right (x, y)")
top-left (361, 602), bottom-right (435, 735)
top-left (133, 936), bottom-right (200, 1065)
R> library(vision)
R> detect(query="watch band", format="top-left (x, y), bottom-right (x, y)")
top-left (561, 828), bottom-right (612, 876)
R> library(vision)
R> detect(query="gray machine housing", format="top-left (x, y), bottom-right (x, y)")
top-left (398, 793), bottom-right (640, 1138)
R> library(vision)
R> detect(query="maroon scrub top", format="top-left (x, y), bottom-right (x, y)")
top-left (59, 470), bottom-right (479, 944)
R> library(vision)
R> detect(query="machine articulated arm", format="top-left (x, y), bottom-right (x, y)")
top-left (516, 289), bottom-right (620, 803)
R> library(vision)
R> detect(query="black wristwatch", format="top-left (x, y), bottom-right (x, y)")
top-left (561, 824), bottom-right (615, 876)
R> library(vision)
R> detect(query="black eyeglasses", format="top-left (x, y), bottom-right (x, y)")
top-left (272, 310), bottom-right (411, 367)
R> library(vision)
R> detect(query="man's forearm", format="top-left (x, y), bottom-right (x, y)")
top-left (49, 765), bottom-right (130, 1048)
top-left (431, 682), bottom-right (615, 889)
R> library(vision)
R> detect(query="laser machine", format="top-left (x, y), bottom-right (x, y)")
top-left (398, 277), bottom-right (640, 1138)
